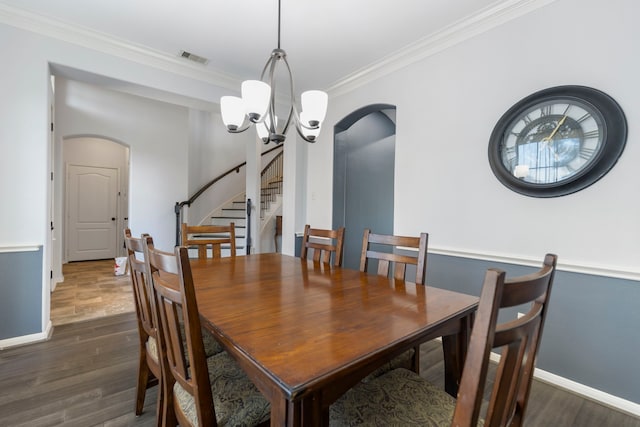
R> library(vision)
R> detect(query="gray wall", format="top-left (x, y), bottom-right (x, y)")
top-left (333, 109), bottom-right (396, 270)
top-left (0, 248), bottom-right (42, 339)
top-left (427, 253), bottom-right (640, 404)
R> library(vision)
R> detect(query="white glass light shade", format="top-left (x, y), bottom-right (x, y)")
top-left (257, 115), bottom-right (278, 142)
top-left (299, 112), bottom-right (321, 140)
top-left (220, 96), bottom-right (246, 131)
top-left (300, 90), bottom-right (328, 125)
top-left (241, 80), bottom-right (271, 122)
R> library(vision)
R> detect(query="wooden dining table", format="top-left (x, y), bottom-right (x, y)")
top-left (189, 253), bottom-right (478, 426)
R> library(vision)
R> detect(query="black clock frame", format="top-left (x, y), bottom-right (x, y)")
top-left (488, 85), bottom-right (627, 198)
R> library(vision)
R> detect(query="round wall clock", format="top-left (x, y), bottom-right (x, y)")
top-left (488, 85), bottom-right (627, 197)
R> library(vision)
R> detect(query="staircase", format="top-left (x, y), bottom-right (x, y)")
top-left (209, 151), bottom-right (283, 254)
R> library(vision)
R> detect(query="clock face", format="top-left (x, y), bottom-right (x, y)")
top-left (488, 86), bottom-right (627, 197)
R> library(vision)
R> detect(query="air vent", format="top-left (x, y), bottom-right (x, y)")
top-left (179, 50), bottom-right (209, 65)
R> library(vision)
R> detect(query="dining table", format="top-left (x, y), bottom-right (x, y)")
top-left (189, 253), bottom-right (478, 426)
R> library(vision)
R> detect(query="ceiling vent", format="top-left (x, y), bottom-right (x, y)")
top-left (179, 50), bottom-right (209, 65)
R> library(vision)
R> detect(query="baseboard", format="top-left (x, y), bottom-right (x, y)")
top-left (0, 321), bottom-right (53, 350)
top-left (51, 274), bottom-right (63, 292)
top-left (487, 352), bottom-right (640, 417)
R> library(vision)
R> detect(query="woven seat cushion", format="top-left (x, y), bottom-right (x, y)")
top-left (201, 327), bottom-right (224, 357)
top-left (146, 327), bottom-right (222, 364)
top-left (177, 321), bottom-right (224, 357)
top-left (361, 348), bottom-right (414, 382)
top-left (174, 351), bottom-right (270, 427)
top-left (330, 368), bottom-right (483, 426)
top-left (146, 336), bottom-right (159, 362)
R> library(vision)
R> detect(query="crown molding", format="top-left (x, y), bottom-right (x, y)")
top-left (0, 2), bottom-right (241, 91)
top-left (326, 0), bottom-right (558, 97)
top-left (0, 0), bottom-right (558, 99)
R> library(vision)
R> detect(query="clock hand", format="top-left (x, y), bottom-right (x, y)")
top-left (542, 115), bottom-right (568, 142)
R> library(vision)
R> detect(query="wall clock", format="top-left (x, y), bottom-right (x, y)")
top-left (488, 85), bottom-right (627, 197)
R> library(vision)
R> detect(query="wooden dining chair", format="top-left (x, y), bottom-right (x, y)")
top-left (330, 254), bottom-right (558, 427)
top-left (124, 229), bottom-right (164, 422)
top-left (360, 228), bottom-right (429, 285)
top-left (359, 229), bottom-right (429, 379)
top-left (300, 224), bottom-right (345, 267)
top-left (144, 239), bottom-right (270, 427)
top-left (181, 223), bottom-right (236, 259)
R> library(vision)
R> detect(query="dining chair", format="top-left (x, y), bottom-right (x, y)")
top-left (330, 254), bottom-right (558, 427)
top-left (144, 239), bottom-right (271, 427)
top-left (125, 230), bottom-right (223, 425)
top-left (359, 229), bottom-right (429, 379)
top-left (181, 223), bottom-right (236, 259)
top-left (300, 224), bottom-right (345, 267)
top-left (360, 228), bottom-right (429, 285)
top-left (124, 229), bottom-right (163, 421)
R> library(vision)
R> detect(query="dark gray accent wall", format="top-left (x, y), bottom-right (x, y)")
top-left (0, 248), bottom-right (43, 339)
top-left (427, 253), bottom-right (640, 405)
top-left (333, 108), bottom-right (396, 270)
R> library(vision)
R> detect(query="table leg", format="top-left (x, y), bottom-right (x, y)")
top-left (442, 313), bottom-right (473, 396)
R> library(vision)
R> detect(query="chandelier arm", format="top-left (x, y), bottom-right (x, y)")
top-left (278, 53), bottom-right (295, 136)
top-left (267, 54), bottom-right (280, 135)
top-left (227, 122), bottom-right (253, 134)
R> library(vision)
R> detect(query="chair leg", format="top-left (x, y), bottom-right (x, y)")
top-left (154, 376), bottom-right (164, 427)
top-left (135, 351), bottom-right (150, 415)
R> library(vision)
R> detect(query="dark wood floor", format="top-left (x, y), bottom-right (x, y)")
top-left (1, 312), bottom-right (638, 426)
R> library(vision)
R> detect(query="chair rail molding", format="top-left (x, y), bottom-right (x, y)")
top-left (430, 246), bottom-right (640, 282)
top-left (0, 245), bottom-right (41, 253)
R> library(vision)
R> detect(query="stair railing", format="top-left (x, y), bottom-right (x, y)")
top-left (175, 145), bottom-right (283, 246)
top-left (260, 150), bottom-right (284, 217)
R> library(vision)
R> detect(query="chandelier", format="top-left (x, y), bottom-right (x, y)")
top-left (220, 0), bottom-right (328, 144)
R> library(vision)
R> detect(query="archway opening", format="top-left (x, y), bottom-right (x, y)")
top-left (333, 104), bottom-right (396, 269)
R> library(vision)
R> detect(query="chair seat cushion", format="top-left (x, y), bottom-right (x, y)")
top-left (177, 321), bottom-right (224, 357)
top-left (174, 351), bottom-right (270, 427)
top-left (361, 348), bottom-right (414, 382)
top-left (146, 336), bottom-right (159, 362)
top-left (201, 327), bottom-right (224, 357)
top-left (330, 368), bottom-right (477, 426)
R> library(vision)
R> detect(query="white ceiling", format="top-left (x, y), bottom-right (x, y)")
top-left (1, 0), bottom-right (523, 94)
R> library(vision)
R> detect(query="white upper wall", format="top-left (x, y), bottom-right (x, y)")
top-left (307, 0), bottom-right (640, 276)
top-left (56, 79), bottom-right (189, 249)
top-left (0, 21), bottom-right (234, 249)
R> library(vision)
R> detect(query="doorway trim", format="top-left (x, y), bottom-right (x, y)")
top-left (61, 136), bottom-right (130, 264)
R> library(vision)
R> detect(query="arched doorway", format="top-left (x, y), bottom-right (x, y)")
top-left (63, 136), bottom-right (129, 262)
top-left (333, 104), bottom-right (396, 269)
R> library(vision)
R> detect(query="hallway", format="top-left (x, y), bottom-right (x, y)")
top-left (51, 259), bottom-right (135, 326)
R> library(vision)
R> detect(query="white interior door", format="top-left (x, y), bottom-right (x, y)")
top-left (66, 165), bottom-right (118, 261)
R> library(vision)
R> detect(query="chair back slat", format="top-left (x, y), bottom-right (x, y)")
top-left (452, 254), bottom-right (557, 427)
top-left (124, 230), bottom-right (156, 342)
top-left (300, 224), bottom-right (345, 267)
top-left (359, 229), bottom-right (429, 285)
top-left (181, 223), bottom-right (236, 260)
